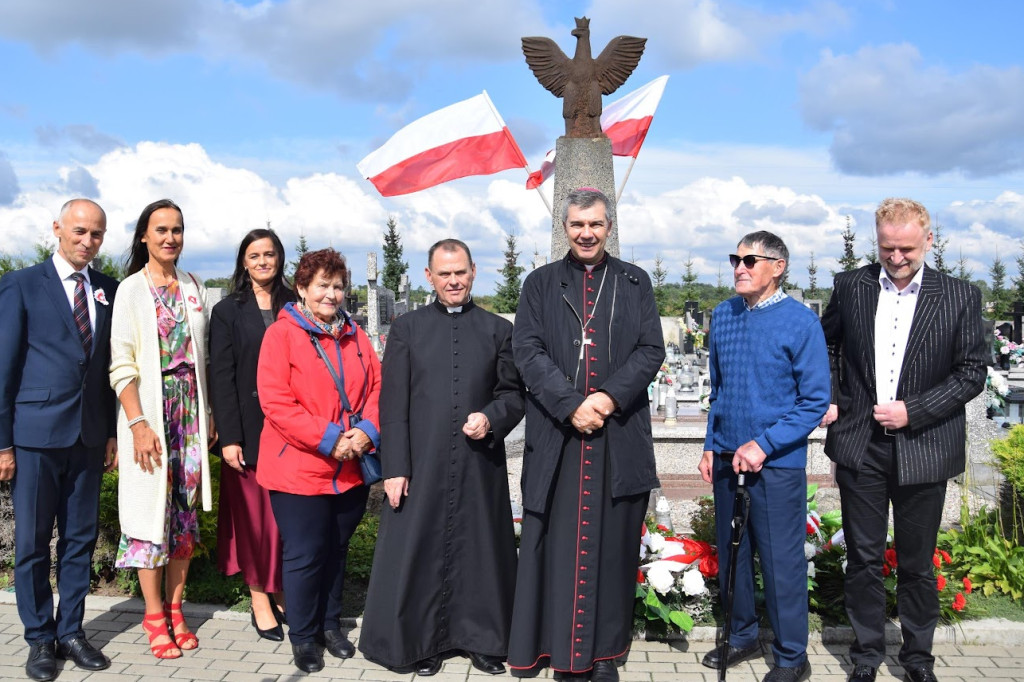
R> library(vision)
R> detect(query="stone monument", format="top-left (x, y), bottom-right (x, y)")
top-left (522, 17), bottom-right (645, 259)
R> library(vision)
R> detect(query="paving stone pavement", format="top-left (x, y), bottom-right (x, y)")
top-left (1, 594), bottom-right (1023, 681)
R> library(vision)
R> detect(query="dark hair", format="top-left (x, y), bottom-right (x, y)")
top-left (738, 230), bottom-right (789, 280)
top-left (561, 187), bottom-right (611, 225)
top-left (229, 228), bottom-right (294, 314)
top-left (124, 199), bottom-right (183, 276)
top-left (428, 238), bottom-right (473, 268)
top-left (294, 248), bottom-right (349, 291)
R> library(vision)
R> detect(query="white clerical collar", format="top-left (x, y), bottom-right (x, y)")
top-left (446, 306), bottom-right (463, 313)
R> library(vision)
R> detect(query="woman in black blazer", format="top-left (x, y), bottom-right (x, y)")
top-left (209, 228), bottom-right (295, 641)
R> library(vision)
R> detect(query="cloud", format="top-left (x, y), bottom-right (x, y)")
top-left (35, 124), bottom-right (125, 154)
top-left (800, 44), bottom-right (1024, 177)
top-left (60, 166), bottom-right (100, 197)
top-left (733, 198), bottom-right (828, 225)
top-left (0, 152), bottom-right (19, 205)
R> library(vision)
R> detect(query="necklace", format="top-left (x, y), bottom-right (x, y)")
top-left (144, 264), bottom-right (185, 323)
top-left (575, 265), bottom-right (609, 381)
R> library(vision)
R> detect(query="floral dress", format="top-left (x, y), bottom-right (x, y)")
top-left (115, 279), bottom-right (203, 568)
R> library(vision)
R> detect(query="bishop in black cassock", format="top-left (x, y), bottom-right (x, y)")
top-left (359, 239), bottom-right (525, 676)
top-left (508, 189), bottom-right (664, 682)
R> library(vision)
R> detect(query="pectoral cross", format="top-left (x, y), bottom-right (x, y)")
top-left (579, 335), bottom-right (593, 361)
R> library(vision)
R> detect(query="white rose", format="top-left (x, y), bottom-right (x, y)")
top-left (647, 564), bottom-right (675, 595)
top-left (1002, 346), bottom-right (1010, 355)
top-left (649, 533), bottom-right (666, 554)
top-left (807, 562), bottom-right (816, 579)
top-left (830, 529), bottom-right (845, 547)
top-left (682, 568), bottom-right (707, 596)
top-left (804, 542), bottom-right (816, 560)
top-left (514, 522), bottom-right (522, 537)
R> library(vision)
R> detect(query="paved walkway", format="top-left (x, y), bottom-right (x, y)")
top-left (1, 595), bottom-right (1023, 681)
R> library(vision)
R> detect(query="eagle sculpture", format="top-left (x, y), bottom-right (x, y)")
top-left (522, 17), bottom-right (646, 138)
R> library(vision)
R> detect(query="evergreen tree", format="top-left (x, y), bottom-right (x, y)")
top-left (651, 254), bottom-right (668, 314)
top-left (381, 216), bottom-right (408, 294)
top-left (288, 233), bottom-right (309, 278)
top-left (806, 252), bottom-right (819, 298)
top-left (955, 249), bottom-right (973, 283)
top-left (990, 256), bottom-right (1009, 317)
top-left (681, 254), bottom-right (700, 302)
top-left (838, 216), bottom-right (860, 271)
top-left (493, 232), bottom-right (525, 314)
top-left (863, 234), bottom-right (878, 264)
top-left (931, 223), bottom-right (951, 274)
top-left (1013, 241), bottom-right (1024, 302)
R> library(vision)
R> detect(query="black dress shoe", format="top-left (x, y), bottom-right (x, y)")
top-left (251, 608), bottom-right (284, 642)
top-left (591, 660), bottom-right (619, 682)
top-left (701, 642), bottom-right (761, 669)
top-left (466, 651), bottom-right (505, 675)
top-left (293, 643), bottom-right (324, 673)
top-left (57, 635), bottom-right (111, 671)
top-left (323, 629), bottom-right (355, 659)
top-left (763, 660), bottom-right (809, 682)
top-left (903, 665), bottom-right (939, 682)
top-left (25, 642), bottom-right (57, 682)
top-left (416, 655), bottom-right (443, 676)
top-left (849, 665), bottom-right (877, 681)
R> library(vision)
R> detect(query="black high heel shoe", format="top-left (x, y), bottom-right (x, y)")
top-left (269, 594), bottom-right (288, 625)
top-left (251, 607), bottom-right (284, 642)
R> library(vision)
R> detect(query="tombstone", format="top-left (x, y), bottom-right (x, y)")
top-left (1014, 301), bottom-right (1023, 344)
top-left (682, 301), bottom-right (699, 354)
top-left (395, 273), bottom-right (410, 316)
top-left (533, 252), bottom-right (547, 270)
top-left (983, 318), bottom-right (997, 366)
top-left (806, 300), bottom-right (823, 318)
top-left (787, 288), bottom-right (804, 302)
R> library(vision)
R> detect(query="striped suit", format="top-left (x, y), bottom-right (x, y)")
top-left (821, 262), bottom-right (986, 670)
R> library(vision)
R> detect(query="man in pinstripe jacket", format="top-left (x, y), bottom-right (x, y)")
top-left (820, 198), bottom-right (986, 682)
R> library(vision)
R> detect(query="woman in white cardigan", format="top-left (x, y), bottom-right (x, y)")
top-left (109, 199), bottom-right (213, 660)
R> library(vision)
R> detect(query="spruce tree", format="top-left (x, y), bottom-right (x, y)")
top-left (382, 216), bottom-right (408, 294)
top-left (955, 249), bottom-right (973, 283)
top-left (806, 252), bottom-right (819, 298)
top-left (493, 232), bottom-right (525, 313)
top-left (288, 233), bottom-right (309, 278)
top-left (932, 223), bottom-right (951, 274)
top-left (863, 234), bottom-right (878, 265)
top-left (991, 256), bottom-right (1008, 317)
top-left (651, 254), bottom-right (668, 315)
top-left (1014, 241), bottom-right (1024, 302)
top-left (681, 254), bottom-right (700, 302)
top-left (838, 216), bottom-right (860, 271)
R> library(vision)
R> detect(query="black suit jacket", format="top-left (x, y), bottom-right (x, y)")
top-left (0, 259), bottom-right (118, 450)
top-left (821, 263), bottom-right (986, 485)
top-left (209, 291), bottom-right (293, 467)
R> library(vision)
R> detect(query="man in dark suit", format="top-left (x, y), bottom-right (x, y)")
top-left (0, 199), bottom-right (119, 681)
top-left (820, 198), bottom-right (986, 682)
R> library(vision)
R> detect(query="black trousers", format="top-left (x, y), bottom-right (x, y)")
top-left (12, 442), bottom-right (104, 644)
top-left (835, 435), bottom-right (946, 668)
top-left (270, 486), bottom-right (369, 644)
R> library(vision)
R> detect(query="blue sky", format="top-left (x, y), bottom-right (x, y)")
top-left (2, 0), bottom-right (1023, 294)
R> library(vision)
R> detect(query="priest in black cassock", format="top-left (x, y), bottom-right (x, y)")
top-left (359, 239), bottom-right (525, 677)
top-left (508, 188), bottom-right (664, 682)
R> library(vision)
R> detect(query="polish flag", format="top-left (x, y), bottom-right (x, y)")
top-left (358, 92), bottom-right (527, 197)
top-left (526, 75), bottom-right (669, 189)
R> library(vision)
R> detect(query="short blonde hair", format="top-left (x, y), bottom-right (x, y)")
top-left (875, 197), bottom-right (930, 232)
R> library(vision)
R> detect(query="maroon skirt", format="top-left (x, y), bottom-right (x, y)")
top-left (217, 461), bottom-right (284, 593)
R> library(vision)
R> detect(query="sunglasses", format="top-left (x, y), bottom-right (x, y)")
top-left (729, 254), bottom-right (780, 269)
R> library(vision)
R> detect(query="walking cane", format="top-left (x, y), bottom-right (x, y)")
top-left (717, 450), bottom-right (751, 682)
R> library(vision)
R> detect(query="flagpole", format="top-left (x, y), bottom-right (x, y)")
top-left (483, 89), bottom-right (553, 217)
top-left (528, 171), bottom-right (554, 216)
top-left (616, 156), bottom-right (639, 203)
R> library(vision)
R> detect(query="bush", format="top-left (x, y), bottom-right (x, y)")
top-left (993, 424), bottom-right (1024, 543)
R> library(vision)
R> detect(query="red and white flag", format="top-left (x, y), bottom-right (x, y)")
top-left (526, 75), bottom-right (669, 189)
top-left (358, 92), bottom-right (527, 197)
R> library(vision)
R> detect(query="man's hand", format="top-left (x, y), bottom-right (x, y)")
top-left (131, 421), bottom-right (163, 473)
top-left (384, 476), bottom-right (409, 509)
top-left (873, 401), bottom-right (908, 430)
top-left (698, 449), bottom-right (714, 484)
top-left (570, 393), bottom-right (616, 435)
top-left (733, 440), bottom-right (767, 475)
top-left (104, 438), bottom-right (118, 472)
top-left (820, 403), bottom-right (838, 428)
top-left (0, 448), bottom-right (15, 481)
top-left (222, 443), bottom-right (246, 473)
top-left (463, 412), bottom-right (491, 440)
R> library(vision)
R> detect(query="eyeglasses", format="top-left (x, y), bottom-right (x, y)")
top-left (729, 254), bottom-right (781, 269)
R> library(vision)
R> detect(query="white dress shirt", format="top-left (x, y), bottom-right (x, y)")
top-left (52, 253), bottom-right (97, 334)
top-left (874, 266), bottom-right (925, 404)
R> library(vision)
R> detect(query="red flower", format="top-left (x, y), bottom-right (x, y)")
top-left (700, 552), bottom-right (719, 579)
top-left (939, 550), bottom-right (952, 564)
top-left (806, 522), bottom-right (815, 534)
top-left (656, 524), bottom-right (672, 533)
top-left (952, 593), bottom-right (966, 611)
top-left (932, 550), bottom-right (942, 568)
top-left (637, 569), bottom-right (645, 584)
top-left (884, 548), bottom-right (898, 568)
top-left (963, 577), bottom-right (973, 594)
top-left (936, 574), bottom-right (946, 591)
top-left (881, 564), bottom-right (891, 577)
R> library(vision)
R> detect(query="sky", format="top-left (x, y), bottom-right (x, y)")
top-left (1, 0), bottom-right (1023, 294)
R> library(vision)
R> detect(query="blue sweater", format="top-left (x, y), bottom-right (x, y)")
top-left (702, 296), bottom-right (831, 468)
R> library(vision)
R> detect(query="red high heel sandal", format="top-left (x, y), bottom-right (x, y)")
top-left (142, 611), bottom-right (182, 659)
top-left (163, 601), bottom-right (199, 650)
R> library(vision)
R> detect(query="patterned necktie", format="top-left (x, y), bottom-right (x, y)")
top-left (70, 272), bottom-right (92, 356)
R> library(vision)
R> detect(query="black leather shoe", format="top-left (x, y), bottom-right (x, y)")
top-left (591, 660), bottom-right (619, 682)
top-left (57, 635), bottom-right (110, 671)
top-left (849, 665), bottom-right (877, 681)
top-left (25, 642), bottom-right (57, 682)
top-left (466, 651), bottom-right (505, 675)
top-left (701, 642), bottom-right (761, 669)
top-left (416, 655), bottom-right (443, 676)
top-left (293, 643), bottom-right (324, 673)
top-left (763, 660), bottom-right (809, 681)
top-left (324, 629), bottom-right (355, 659)
top-left (903, 666), bottom-right (939, 682)
top-left (269, 594), bottom-right (288, 625)
top-left (251, 608), bottom-right (284, 642)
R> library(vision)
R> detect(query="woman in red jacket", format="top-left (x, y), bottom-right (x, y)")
top-left (256, 249), bottom-right (380, 674)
